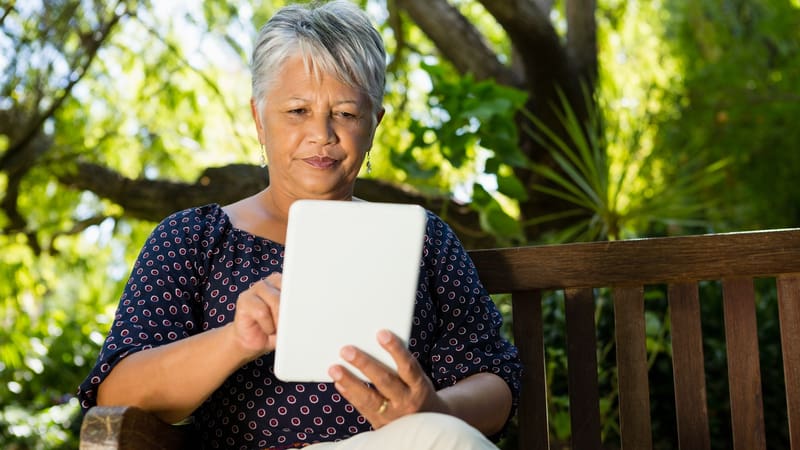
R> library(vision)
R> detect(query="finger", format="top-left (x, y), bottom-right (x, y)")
top-left (241, 295), bottom-right (276, 335)
top-left (256, 276), bottom-right (281, 327)
top-left (375, 330), bottom-right (426, 388)
top-left (328, 364), bottom-right (392, 426)
top-left (264, 272), bottom-right (282, 290)
top-left (231, 294), bottom-right (277, 357)
top-left (338, 344), bottom-right (408, 402)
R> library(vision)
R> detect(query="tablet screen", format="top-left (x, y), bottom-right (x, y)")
top-left (274, 200), bottom-right (427, 382)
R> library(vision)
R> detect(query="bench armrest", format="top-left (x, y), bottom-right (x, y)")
top-left (79, 406), bottom-right (191, 450)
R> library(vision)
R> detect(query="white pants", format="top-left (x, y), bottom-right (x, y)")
top-left (305, 412), bottom-right (499, 450)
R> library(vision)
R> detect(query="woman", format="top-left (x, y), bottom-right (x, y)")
top-left (77, 1), bottom-right (522, 449)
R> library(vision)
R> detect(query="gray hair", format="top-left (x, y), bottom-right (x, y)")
top-left (250, 1), bottom-right (386, 116)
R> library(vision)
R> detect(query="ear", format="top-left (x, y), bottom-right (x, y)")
top-left (368, 107), bottom-right (386, 144)
top-left (250, 98), bottom-right (264, 145)
top-left (376, 107), bottom-right (385, 127)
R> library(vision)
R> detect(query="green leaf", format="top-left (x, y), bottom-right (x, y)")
top-left (496, 172), bottom-right (529, 201)
top-left (479, 202), bottom-right (523, 240)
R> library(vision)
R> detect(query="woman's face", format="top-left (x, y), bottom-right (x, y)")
top-left (251, 55), bottom-right (383, 201)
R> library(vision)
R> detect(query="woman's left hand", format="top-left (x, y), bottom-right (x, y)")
top-left (328, 329), bottom-right (449, 428)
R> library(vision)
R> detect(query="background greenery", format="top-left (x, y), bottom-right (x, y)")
top-left (1, 0), bottom-right (799, 448)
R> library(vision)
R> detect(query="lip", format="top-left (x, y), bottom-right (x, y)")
top-left (303, 156), bottom-right (339, 169)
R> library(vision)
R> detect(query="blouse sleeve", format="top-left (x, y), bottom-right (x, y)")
top-left (76, 207), bottom-right (213, 412)
top-left (422, 213), bottom-right (523, 430)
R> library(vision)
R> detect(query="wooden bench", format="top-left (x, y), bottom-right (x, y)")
top-left (80, 228), bottom-right (800, 450)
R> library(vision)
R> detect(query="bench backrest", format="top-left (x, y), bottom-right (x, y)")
top-left (469, 228), bottom-right (800, 450)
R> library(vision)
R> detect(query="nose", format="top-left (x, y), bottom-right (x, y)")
top-left (306, 114), bottom-right (336, 145)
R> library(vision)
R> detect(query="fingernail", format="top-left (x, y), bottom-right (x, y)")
top-left (328, 366), bottom-right (342, 382)
top-left (377, 329), bottom-right (391, 344)
top-left (340, 346), bottom-right (356, 361)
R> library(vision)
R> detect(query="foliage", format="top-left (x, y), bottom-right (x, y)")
top-left (522, 88), bottom-right (728, 242)
top-left (394, 61), bottom-right (529, 243)
top-left (656, 0), bottom-right (800, 230)
top-left (0, 222), bottom-right (136, 448)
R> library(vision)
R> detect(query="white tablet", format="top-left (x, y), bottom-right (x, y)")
top-left (273, 199), bottom-right (427, 383)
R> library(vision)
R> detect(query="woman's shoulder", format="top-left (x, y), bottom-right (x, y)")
top-left (161, 203), bottom-right (224, 222)
top-left (422, 208), bottom-right (448, 230)
top-left (421, 208), bottom-right (458, 240)
top-left (148, 203), bottom-right (231, 242)
top-left (156, 203), bottom-right (224, 226)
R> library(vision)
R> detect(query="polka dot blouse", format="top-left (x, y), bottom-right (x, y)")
top-left (78, 204), bottom-right (522, 449)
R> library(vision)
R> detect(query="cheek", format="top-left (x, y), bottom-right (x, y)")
top-left (351, 126), bottom-right (376, 149)
top-left (264, 131), bottom-right (302, 156)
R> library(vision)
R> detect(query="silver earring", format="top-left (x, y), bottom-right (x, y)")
top-left (366, 151), bottom-right (372, 175)
top-left (260, 144), bottom-right (267, 167)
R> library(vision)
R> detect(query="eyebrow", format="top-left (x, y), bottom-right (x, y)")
top-left (285, 97), bottom-right (361, 107)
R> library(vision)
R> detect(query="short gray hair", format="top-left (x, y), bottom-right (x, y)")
top-left (251, 1), bottom-right (386, 115)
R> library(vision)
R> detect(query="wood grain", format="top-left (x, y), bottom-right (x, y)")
top-left (613, 285), bottom-right (652, 450)
top-left (79, 406), bottom-right (190, 450)
top-left (722, 278), bottom-right (766, 450)
top-left (565, 288), bottom-right (602, 450)
top-left (779, 273), bottom-right (800, 449)
top-left (471, 229), bottom-right (800, 292)
top-left (512, 290), bottom-right (550, 450)
top-left (669, 282), bottom-right (711, 450)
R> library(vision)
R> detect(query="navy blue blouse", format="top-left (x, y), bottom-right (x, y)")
top-left (78, 204), bottom-right (522, 449)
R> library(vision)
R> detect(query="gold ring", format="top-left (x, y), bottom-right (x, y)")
top-left (377, 398), bottom-right (389, 414)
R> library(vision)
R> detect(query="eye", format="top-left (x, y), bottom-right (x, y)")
top-left (335, 111), bottom-right (358, 120)
top-left (288, 108), bottom-right (307, 115)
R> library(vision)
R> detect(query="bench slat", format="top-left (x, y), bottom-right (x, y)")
top-left (511, 290), bottom-right (549, 450)
top-left (668, 282), bottom-right (711, 450)
top-left (778, 273), bottom-right (800, 449)
top-left (565, 288), bottom-right (602, 450)
top-left (723, 277), bottom-right (766, 450)
top-left (613, 285), bottom-right (652, 450)
top-left (471, 229), bottom-right (800, 291)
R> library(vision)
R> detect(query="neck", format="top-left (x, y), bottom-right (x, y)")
top-left (259, 188), bottom-right (289, 226)
top-left (259, 186), bottom-right (354, 223)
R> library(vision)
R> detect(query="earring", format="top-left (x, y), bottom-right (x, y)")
top-left (260, 144), bottom-right (267, 167)
top-left (366, 150), bottom-right (372, 175)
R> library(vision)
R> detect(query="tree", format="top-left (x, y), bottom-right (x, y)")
top-left (1, 0), bottom-right (599, 251)
top-left (390, 0), bottom-right (598, 241)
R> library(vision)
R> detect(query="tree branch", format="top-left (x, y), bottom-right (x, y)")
top-left (0, 4), bottom-right (13, 28)
top-left (56, 161), bottom-right (497, 249)
top-left (395, 0), bottom-right (519, 87)
top-left (0, 3), bottom-right (125, 173)
top-left (566, 0), bottom-right (598, 89)
top-left (477, 0), bottom-right (570, 93)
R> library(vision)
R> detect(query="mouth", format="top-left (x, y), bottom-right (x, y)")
top-left (303, 156), bottom-right (339, 169)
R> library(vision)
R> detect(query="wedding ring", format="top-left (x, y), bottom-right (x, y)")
top-left (377, 398), bottom-right (389, 414)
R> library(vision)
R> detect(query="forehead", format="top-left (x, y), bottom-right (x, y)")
top-left (268, 55), bottom-right (366, 103)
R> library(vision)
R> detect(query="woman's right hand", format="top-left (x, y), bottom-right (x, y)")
top-left (231, 273), bottom-right (282, 361)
